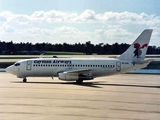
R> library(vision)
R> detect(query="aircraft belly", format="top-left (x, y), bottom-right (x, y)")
top-left (92, 68), bottom-right (117, 77)
top-left (21, 68), bottom-right (55, 77)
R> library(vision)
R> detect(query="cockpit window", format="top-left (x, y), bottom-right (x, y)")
top-left (14, 63), bottom-right (20, 66)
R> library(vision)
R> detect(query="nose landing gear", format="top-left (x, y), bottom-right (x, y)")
top-left (23, 78), bottom-right (27, 82)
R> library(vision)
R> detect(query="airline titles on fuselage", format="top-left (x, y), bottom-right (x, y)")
top-left (33, 59), bottom-right (116, 68)
top-left (34, 60), bottom-right (72, 64)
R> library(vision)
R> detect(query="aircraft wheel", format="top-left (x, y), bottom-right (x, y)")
top-left (76, 79), bottom-right (83, 84)
top-left (23, 78), bottom-right (27, 82)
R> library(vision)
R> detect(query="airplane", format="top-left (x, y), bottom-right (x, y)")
top-left (6, 29), bottom-right (153, 84)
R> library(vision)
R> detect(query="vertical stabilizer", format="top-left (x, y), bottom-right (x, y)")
top-left (117, 29), bottom-right (153, 62)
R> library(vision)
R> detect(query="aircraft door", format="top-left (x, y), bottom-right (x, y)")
top-left (116, 61), bottom-right (121, 71)
top-left (26, 61), bottom-right (32, 70)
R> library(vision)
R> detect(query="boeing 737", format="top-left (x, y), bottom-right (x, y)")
top-left (6, 29), bottom-right (153, 84)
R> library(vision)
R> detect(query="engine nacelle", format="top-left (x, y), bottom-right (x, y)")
top-left (58, 72), bottom-right (93, 81)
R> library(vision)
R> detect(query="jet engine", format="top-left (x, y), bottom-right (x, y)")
top-left (58, 72), bottom-right (93, 81)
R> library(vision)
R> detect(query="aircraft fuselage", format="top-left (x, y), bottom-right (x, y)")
top-left (7, 58), bottom-right (148, 81)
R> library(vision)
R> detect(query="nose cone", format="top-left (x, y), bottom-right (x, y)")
top-left (6, 65), bottom-right (12, 73)
top-left (6, 65), bottom-right (17, 75)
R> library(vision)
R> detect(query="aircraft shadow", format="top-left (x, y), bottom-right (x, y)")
top-left (97, 83), bottom-right (160, 89)
top-left (11, 81), bottom-right (102, 88)
top-left (11, 81), bottom-right (160, 89)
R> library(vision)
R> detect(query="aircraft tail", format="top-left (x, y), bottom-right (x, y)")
top-left (117, 29), bottom-right (153, 62)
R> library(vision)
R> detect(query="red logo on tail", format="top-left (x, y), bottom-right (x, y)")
top-left (133, 43), bottom-right (148, 58)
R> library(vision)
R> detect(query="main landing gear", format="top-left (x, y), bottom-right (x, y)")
top-left (23, 78), bottom-right (27, 82)
top-left (76, 79), bottom-right (83, 84)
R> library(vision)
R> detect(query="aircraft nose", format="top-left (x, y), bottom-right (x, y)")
top-left (6, 65), bottom-right (15, 74)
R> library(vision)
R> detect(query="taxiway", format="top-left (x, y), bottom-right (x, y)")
top-left (0, 73), bottom-right (160, 120)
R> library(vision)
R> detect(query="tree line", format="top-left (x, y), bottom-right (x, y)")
top-left (0, 41), bottom-right (160, 55)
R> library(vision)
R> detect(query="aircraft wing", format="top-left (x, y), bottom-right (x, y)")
top-left (62, 69), bottom-right (92, 74)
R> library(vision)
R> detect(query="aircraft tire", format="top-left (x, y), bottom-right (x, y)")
top-left (23, 78), bottom-right (27, 82)
top-left (76, 79), bottom-right (83, 84)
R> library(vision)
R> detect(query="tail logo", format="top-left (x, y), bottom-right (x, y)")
top-left (133, 43), bottom-right (148, 58)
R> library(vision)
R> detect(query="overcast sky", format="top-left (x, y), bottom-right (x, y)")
top-left (0, 0), bottom-right (160, 46)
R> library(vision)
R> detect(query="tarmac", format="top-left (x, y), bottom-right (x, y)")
top-left (0, 73), bottom-right (160, 120)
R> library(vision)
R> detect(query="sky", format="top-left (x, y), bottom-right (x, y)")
top-left (0, 0), bottom-right (160, 46)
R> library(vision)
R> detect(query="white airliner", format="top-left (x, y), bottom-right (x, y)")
top-left (6, 29), bottom-right (153, 84)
